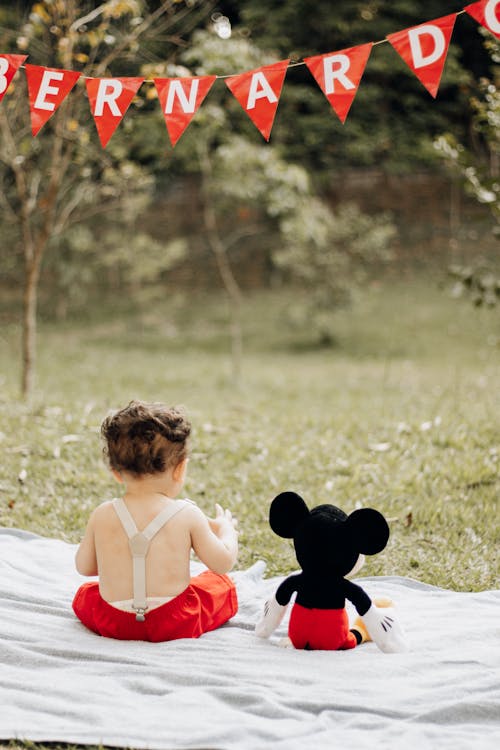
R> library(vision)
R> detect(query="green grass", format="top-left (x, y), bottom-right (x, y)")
top-left (0, 276), bottom-right (499, 592)
top-left (1, 744), bottom-right (109, 750)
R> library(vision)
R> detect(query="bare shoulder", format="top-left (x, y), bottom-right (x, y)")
top-left (180, 499), bottom-right (203, 516)
top-left (180, 500), bottom-right (209, 525)
top-left (89, 499), bottom-right (117, 522)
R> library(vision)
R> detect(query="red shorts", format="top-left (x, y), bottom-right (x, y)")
top-left (72, 570), bottom-right (238, 642)
top-left (288, 603), bottom-right (358, 651)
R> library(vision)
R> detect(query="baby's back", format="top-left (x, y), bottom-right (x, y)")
top-left (93, 498), bottom-right (195, 604)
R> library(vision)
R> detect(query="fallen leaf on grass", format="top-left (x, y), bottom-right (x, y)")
top-left (386, 510), bottom-right (413, 527)
top-left (420, 416), bottom-right (442, 431)
top-left (368, 442), bottom-right (391, 452)
top-left (11, 445), bottom-right (29, 455)
top-left (396, 422), bottom-right (411, 434)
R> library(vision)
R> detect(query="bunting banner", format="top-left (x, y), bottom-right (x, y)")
top-left (0, 54), bottom-right (27, 102)
top-left (465, 0), bottom-right (500, 37)
top-left (25, 64), bottom-right (81, 136)
top-left (0, 2), bottom-right (498, 148)
top-left (224, 60), bottom-right (289, 140)
top-left (85, 76), bottom-right (144, 148)
top-left (387, 14), bottom-right (457, 98)
top-left (304, 43), bottom-right (373, 124)
top-left (154, 75), bottom-right (216, 146)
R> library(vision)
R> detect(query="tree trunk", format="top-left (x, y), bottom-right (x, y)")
top-left (22, 257), bottom-right (42, 398)
top-left (197, 144), bottom-right (243, 384)
top-left (209, 225), bottom-right (243, 384)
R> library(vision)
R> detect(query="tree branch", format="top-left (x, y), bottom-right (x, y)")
top-left (221, 224), bottom-right (263, 253)
top-left (91, 2), bottom-right (180, 76)
top-left (0, 106), bottom-right (35, 263)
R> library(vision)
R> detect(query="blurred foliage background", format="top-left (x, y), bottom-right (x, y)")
top-left (0, 3), bottom-right (498, 362)
top-left (0, 1), bottom-right (498, 594)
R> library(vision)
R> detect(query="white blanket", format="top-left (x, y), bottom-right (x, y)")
top-left (0, 528), bottom-right (499, 750)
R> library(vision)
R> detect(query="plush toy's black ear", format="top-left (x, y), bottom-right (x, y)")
top-left (269, 491), bottom-right (310, 538)
top-left (346, 508), bottom-right (390, 555)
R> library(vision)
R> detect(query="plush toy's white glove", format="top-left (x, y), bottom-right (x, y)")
top-left (361, 604), bottom-right (408, 653)
top-left (255, 596), bottom-right (287, 638)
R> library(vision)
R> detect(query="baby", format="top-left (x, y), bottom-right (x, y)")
top-left (73, 400), bottom-right (238, 641)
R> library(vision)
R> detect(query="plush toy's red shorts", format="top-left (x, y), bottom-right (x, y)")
top-left (72, 571), bottom-right (237, 642)
top-left (288, 603), bottom-right (358, 650)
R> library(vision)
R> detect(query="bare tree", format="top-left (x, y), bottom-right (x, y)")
top-left (0, 0), bottom-right (214, 396)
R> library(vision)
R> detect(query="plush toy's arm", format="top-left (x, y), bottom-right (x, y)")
top-left (255, 574), bottom-right (299, 639)
top-left (344, 580), bottom-right (407, 653)
top-left (255, 596), bottom-right (288, 638)
top-left (361, 604), bottom-right (408, 653)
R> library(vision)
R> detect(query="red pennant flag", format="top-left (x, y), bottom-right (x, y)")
top-left (465, 1), bottom-right (500, 39)
top-left (0, 54), bottom-right (27, 102)
top-left (387, 14), bottom-right (457, 98)
top-left (154, 75), bottom-right (216, 147)
top-left (304, 43), bottom-right (372, 124)
top-left (225, 60), bottom-right (289, 141)
top-left (25, 64), bottom-right (80, 135)
top-left (85, 77), bottom-right (144, 148)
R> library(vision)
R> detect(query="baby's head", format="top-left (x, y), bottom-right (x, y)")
top-left (101, 400), bottom-right (191, 477)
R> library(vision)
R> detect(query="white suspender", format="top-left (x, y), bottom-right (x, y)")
top-left (112, 498), bottom-right (188, 621)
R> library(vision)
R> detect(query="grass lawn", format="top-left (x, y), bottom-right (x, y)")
top-left (0, 275), bottom-right (498, 594)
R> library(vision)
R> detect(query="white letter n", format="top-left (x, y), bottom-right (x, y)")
top-left (165, 79), bottom-right (199, 114)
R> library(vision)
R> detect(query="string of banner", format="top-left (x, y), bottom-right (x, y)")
top-left (0, 0), bottom-right (498, 148)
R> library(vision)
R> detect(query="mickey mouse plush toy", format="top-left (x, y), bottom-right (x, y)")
top-left (255, 491), bottom-right (407, 652)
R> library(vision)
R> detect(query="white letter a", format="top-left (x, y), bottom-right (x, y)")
top-left (246, 72), bottom-right (277, 110)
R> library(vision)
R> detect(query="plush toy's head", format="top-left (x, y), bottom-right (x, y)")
top-left (269, 491), bottom-right (390, 577)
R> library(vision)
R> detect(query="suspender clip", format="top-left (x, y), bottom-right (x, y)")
top-left (133, 606), bottom-right (147, 622)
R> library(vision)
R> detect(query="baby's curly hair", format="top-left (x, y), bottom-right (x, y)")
top-left (101, 400), bottom-right (191, 476)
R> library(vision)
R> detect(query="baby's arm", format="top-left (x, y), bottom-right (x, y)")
top-left (190, 503), bottom-right (238, 575)
top-left (75, 510), bottom-right (98, 576)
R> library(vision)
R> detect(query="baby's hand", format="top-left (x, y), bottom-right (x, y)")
top-left (209, 503), bottom-right (238, 538)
